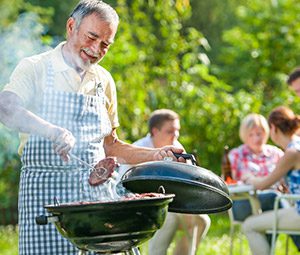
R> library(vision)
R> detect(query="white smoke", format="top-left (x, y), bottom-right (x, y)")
top-left (0, 12), bottom-right (52, 157)
top-left (0, 12), bottom-right (52, 87)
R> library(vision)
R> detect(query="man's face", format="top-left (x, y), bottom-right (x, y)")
top-left (66, 13), bottom-right (117, 71)
top-left (152, 119), bottom-right (180, 147)
top-left (290, 77), bottom-right (300, 97)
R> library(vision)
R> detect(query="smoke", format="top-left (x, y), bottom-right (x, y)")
top-left (0, 12), bottom-right (52, 160)
top-left (0, 12), bottom-right (52, 87)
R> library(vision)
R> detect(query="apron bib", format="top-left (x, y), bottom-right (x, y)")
top-left (19, 60), bottom-right (112, 255)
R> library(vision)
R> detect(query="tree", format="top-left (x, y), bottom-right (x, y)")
top-left (99, 0), bottom-right (260, 171)
top-left (24, 0), bottom-right (79, 37)
top-left (217, 0), bottom-right (300, 100)
top-left (187, 0), bottom-right (247, 62)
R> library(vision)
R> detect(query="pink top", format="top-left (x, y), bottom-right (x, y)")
top-left (228, 144), bottom-right (284, 181)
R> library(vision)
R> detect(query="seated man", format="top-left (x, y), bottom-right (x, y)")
top-left (134, 109), bottom-right (211, 255)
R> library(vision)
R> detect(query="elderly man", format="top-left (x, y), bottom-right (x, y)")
top-left (0, 1), bottom-right (184, 254)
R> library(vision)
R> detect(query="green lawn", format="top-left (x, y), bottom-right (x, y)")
top-left (0, 225), bottom-right (18, 255)
top-left (197, 213), bottom-right (298, 255)
top-left (140, 212), bottom-right (299, 255)
top-left (0, 213), bottom-right (299, 255)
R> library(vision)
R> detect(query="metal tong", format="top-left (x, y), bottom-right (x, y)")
top-left (69, 153), bottom-right (96, 170)
top-left (69, 153), bottom-right (109, 186)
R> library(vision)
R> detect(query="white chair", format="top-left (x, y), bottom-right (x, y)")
top-left (228, 208), bottom-right (244, 255)
top-left (267, 194), bottom-right (300, 255)
top-left (228, 189), bottom-right (261, 255)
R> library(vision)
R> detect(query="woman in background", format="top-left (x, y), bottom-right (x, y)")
top-left (242, 106), bottom-right (300, 255)
top-left (229, 113), bottom-right (284, 221)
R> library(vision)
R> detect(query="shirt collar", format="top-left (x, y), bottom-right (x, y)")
top-left (242, 144), bottom-right (272, 157)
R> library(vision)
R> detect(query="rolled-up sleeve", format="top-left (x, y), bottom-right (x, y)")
top-left (3, 58), bottom-right (37, 108)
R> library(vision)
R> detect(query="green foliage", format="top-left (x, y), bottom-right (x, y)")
top-left (0, 0), bottom-right (53, 30)
top-left (187, 0), bottom-right (248, 61)
top-left (0, 0), bottom-right (23, 27)
top-left (217, 0), bottom-right (300, 97)
top-left (24, 0), bottom-right (79, 37)
top-left (0, 125), bottom-right (20, 208)
top-left (0, 226), bottom-right (18, 255)
top-left (101, 0), bottom-right (264, 172)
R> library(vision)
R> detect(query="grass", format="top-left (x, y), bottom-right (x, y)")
top-left (0, 213), bottom-right (299, 255)
top-left (0, 225), bottom-right (18, 255)
top-left (140, 212), bottom-right (299, 255)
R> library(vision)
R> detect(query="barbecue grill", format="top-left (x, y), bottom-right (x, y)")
top-left (36, 154), bottom-right (232, 254)
top-left (36, 194), bottom-right (175, 254)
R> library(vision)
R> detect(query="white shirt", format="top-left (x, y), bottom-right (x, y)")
top-left (133, 133), bottom-right (183, 148)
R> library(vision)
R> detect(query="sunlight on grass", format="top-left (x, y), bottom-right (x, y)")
top-left (141, 212), bottom-right (299, 255)
top-left (198, 213), bottom-right (299, 255)
top-left (0, 225), bottom-right (18, 255)
top-left (0, 213), bottom-right (299, 255)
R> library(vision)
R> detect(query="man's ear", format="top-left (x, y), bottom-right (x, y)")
top-left (152, 127), bottom-right (159, 136)
top-left (66, 17), bottom-right (76, 37)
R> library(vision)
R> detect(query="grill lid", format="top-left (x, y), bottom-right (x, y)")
top-left (121, 160), bottom-right (232, 214)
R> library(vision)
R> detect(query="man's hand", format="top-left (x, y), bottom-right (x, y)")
top-left (48, 127), bottom-right (76, 161)
top-left (153, 145), bottom-right (185, 162)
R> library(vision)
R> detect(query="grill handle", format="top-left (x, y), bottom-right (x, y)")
top-left (35, 215), bottom-right (59, 225)
top-left (173, 152), bottom-right (197, 165)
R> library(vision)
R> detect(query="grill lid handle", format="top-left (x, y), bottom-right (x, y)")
top-left (173, 153), bottom-right (197, 165)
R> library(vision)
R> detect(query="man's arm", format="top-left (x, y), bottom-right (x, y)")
top-left (0, 91), bottom-right (56, 137)
top-left (104, 129), bottom-right (185, 164)
top-left (0, 91), bottom-right (75, 160)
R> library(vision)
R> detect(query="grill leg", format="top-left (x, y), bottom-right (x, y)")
top-left (124, 247), bottom-right (141, 255)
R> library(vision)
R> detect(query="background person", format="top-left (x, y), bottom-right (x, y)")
top-left (287, 66), bottom-right (300, 96)
top-left (228, 113), bottom-right (284, 221)
top-left (0, 1), bottom-right (184, 254)
top-left (242, 106), bottom-right (300, 255)
top-left (133, 109), bottom-right (211, 255)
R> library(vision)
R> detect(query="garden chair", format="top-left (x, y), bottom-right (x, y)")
top-left (267, 194), bottom-right (300, 255)
top-left (228, 185), bottom-right (261, 255)
top-left (228, 207), bottom-right (244, 255)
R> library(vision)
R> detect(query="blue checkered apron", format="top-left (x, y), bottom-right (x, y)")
top-left (19, 60), bottom-right (113, 255)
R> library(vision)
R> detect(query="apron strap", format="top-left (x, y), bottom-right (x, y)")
top-left (46, 59), bottom-right (55, 88)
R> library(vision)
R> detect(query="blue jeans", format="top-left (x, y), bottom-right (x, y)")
top-left (232, 191), bottom-right (277, 221)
